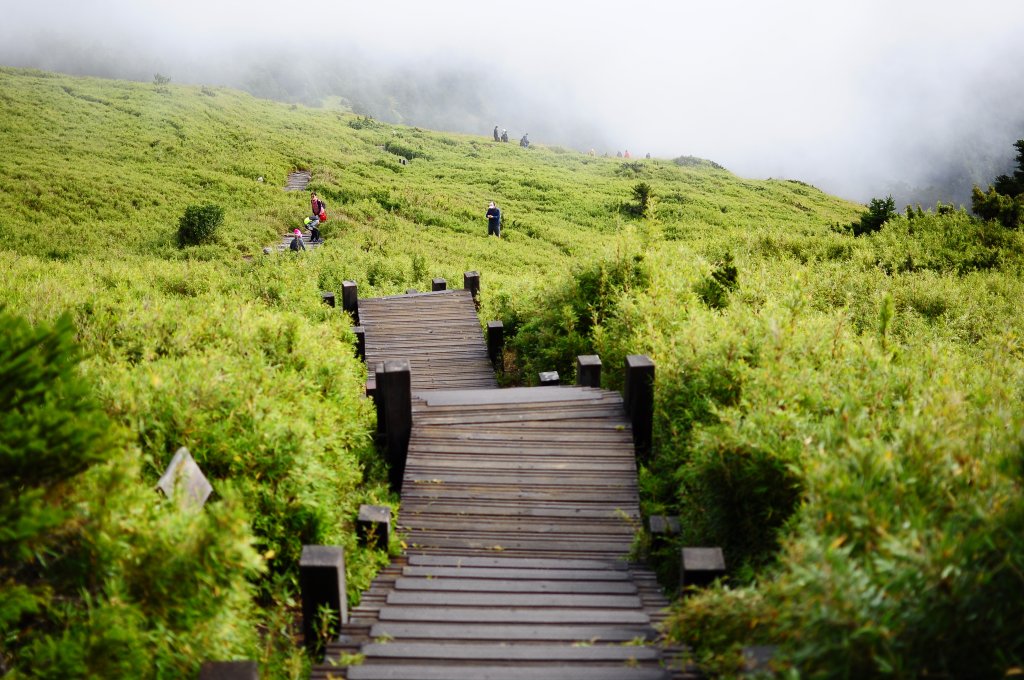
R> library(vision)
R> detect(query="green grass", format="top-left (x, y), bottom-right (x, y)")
top-left (2, 65), bottom-right (1022, 677)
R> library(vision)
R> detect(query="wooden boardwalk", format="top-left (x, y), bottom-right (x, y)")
top-left (277, 233), bottom-right (323, 252)
top-left (312, 286), bottom-right (690, 679)
top-left (361, 290), bottom-right (497, 394)
top-left (285, 169), bottom-right (312, 191)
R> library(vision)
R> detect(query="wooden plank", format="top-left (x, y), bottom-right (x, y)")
top-left (386, 591), bottom-right (643, 608)
top-left (400, 504), bottom-right (638, 520)
top-left (369, 622), bottom-right (657, 642)
top-left (377, 607), bottom-right (651, 624)
top-left (393, 577), bottom-right (637, 594)
top-left (400, 567), bottom-right (630, 581)
top-left (406, 554), bottom-right (627, 570)
top-left (359, 642), bottom-right (660, 661)
top-left (347, 666), bottom-right (670, 680)
top-left (416, 386), bottom-right (607, 407)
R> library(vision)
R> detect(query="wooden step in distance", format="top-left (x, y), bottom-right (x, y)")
top-left (369, 621), bottom-right (658, 642)
top-left (347, 666), bottom-right (670, 680)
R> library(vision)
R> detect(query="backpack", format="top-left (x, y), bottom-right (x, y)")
top-left (289, 236), bottom-right (300, 251)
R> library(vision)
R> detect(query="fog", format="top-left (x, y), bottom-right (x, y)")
top-left (3, 0), bottom-right (1023, 206)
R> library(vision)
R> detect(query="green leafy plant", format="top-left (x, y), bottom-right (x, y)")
top-left (177, 204), bottom-right (224, 247)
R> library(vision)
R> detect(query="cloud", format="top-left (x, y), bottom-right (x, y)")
top-left (2, 0), bottom-right (1024, 203)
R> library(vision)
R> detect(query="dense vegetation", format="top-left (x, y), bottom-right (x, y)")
top-left (1, 66), bottom-right (1022, 677)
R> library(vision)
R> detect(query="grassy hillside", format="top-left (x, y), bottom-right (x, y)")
top-left (2, 66), bottom-right (1023, 677)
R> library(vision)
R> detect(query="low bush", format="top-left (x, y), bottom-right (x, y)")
top-left (177, 203), bottom-right (224, 247)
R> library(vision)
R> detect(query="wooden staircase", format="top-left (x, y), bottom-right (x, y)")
top-left (310, 288), bottom-right (693, 679)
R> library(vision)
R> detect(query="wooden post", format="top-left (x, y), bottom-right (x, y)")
top-left (487, 321), bottom-right (504, 370)
top-left (372, 363), bottom-right (385, 438)
top-left (198, 661), bottom-right (259, 680)
top-left (624, 355), bottom-right (655, 460)
top-left (463, 271), bottom-right (480, 308)
top-left (352, 327), bottom-right (365, 361)
top-left (341, 281), bottom-right (358, 323)
top-left (538, 371), bottom-right (560, 386)
top-left (357, 504), bottom-right (392, 550)
top-left (431, 277), bottom-right (447, 291)
top-left (576, 355), bottom-right (602, 388)
top-left (680, 547), bottom-right (726, 591)
top-left (375, 359), bottom-right (412, 492)
top-left (299, 545), bottom-right (348, 657)
top-left (321, 291), bottom-right (336, 308)
top-left (648, 515), bottom-right (680, 550)
top-left (463, 270), bottom-right (480, 292)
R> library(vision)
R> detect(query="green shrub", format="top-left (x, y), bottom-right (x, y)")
top-left (631, 181), bottom-right (653, 217)
top-left (852, 194), bottom-right (897, 236)
top-left (177, 203), bottom-right (224, 247)
top-left (503, 246), bottom-right (649, 383)
top-left (972, 185), bottom-right (1024, 229)
top-left (0, 310), bottom-right (265, 677)
top-left (694, 252), bottom-right (738, 309)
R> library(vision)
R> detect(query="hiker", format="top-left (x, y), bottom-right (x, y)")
top-left (646, 152), bottom-right (651, 159)
top-left (304, 216), bottom-right (322, 243)
top-left (624, 150), bottom-right (631, 159)
top-left (616, 151), bottom-right (623, 158)
top-left (519, 133), bottom-right (529, 148)
top-left (289, 228), bottom-right (307, 252)
top-left (485, 201), bottom-right (501, 238)
top-left (493, 125), bottom-right (500, 142)
top-left (310, 191), bottom-right (323, 218)
top-left (501, 129), bottom-right (508, 143)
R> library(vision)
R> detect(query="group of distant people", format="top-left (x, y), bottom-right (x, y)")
top-left (289, 191), bottom-right (327, 252)
top-left (493, 125), bottom-right (529, 148)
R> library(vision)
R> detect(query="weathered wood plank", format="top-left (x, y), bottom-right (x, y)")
top-left (385, 591), bottom-right (643, 608)
top-left (399, 567), bottom-right (630, 581)
top-left (393, 577), bottom-right (638, 593)
top-left (377, 606), bottom-right (652, 624)
top-left (359, 642), bottom-right (660, 661)
top-left (347, 666), bottom-right (669, 680)
top-left (369, 622), bottom-right (656, 642)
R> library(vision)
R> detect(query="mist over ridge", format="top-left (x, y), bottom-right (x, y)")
top-left (2, 0), bottom-right (1023, 207)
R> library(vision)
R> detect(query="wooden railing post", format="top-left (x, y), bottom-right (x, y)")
top-left (341, 281), bottom-right (358, 323)
top-left (353, 327), bottom-right (365, 361)
top-left (299, 545), bottom-right (348, 657)
top-left (648, 515), bottom-right (680, 550)
top-left (375, 359), bottom-right (412, 492)
top-left (680, 547), bottom-right (726, 591)
top-left (576, 355), bottom-right (602, 388)
top-left (321, 291), bottom-right (336, 308)
top-left (357, 504), bottom-right (392, 550)
top-left (487, 321), bottom-right (504, 370)
top-left (431, 277), bottom-right (447, 291)
top-left (624, 355), bottom-right (655, 460)
top-left (463, 271), bottom-right (480, 308)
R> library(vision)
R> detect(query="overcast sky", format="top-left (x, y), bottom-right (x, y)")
top-left (3, 0), bottom-right (1024, 203)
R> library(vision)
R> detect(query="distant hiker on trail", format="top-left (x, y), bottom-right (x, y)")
top-left (290, 228), bottom-right (307, 252)
top-left (485, 201), bottom-right (501, 238)
top-left (616, 151), bottom-right (623, 158)
top-left (519, 133), bottom-right (529, 148)
top-left (304, 216), bottom-right (322, 243)
top-left (624, 150), bottom-right (631, 159)
top-left (310, 191), bottom-right (323, 217)
top-left (501, 129), bottom-right (509, 142)
top-left (646, 152), bottom-right (651, 159)
top-left (493, 125), bottom-right (500, 142)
